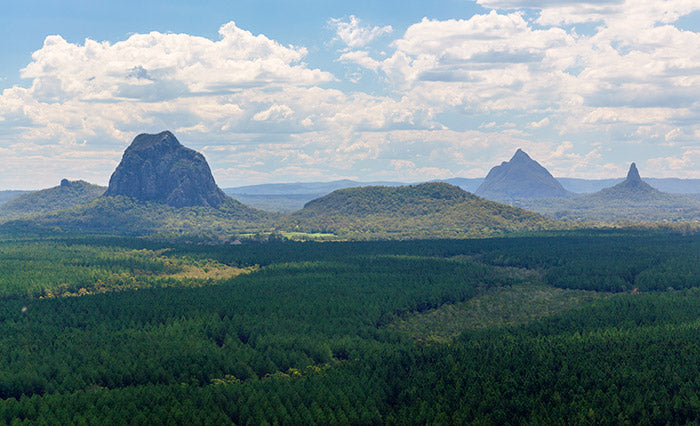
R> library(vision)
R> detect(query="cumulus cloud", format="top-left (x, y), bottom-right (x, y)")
top-left (253, 104), bottom-right (294, 122)
top-left (528, 117), bottom-right (550, 129)
top-left (476, 0), bottom-right (699, 26)
top-left (338, 3), bottom-right (700, 177)
top-left (647, 149), bottom-right (700, 176)
top-left (350, 12), bottom-right (577, 114)
top-left (19, 22), bottom-right (333, 103)
top-left (339, 50), bottom-right (382, 71)
top-left (3, 5), bottom-right (700, 188)
top-left (329, 15), bottom-right (392, 49)
top-left (0, 21), bottom-right (445, 187)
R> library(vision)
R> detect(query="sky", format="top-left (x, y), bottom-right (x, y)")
top-left (1, 0), bottom-right (700, 189)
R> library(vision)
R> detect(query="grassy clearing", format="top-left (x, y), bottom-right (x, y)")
top-left (389, 283), bottom-right (611, 342)
top-left (156, 256), bottom-right (255, 280)
top-left (280, 231), bottom-right (337, 240)
top-left (48, 256), bottom-right (255, 298)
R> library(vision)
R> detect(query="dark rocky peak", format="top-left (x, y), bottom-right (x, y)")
top-left (59, 179), bottom-right (89, 190)
top-left (129, 131), bottom-right (181, 151)
top-left (105, 131), bottom-right (227, 208)
top-left (626, 163), bottom-right (641, 182)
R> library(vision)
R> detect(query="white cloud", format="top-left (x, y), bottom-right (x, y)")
top-left (647, 149), bottom-right (700, 177)
top-left (528, 117), bottom-right (550, 128)
top-left (0, 22), bottom-right (441, 188)
top-left (19, 22), bottom-right (333, 103)
top-left (339, 50), bottom-right (382, 71)
top-left (253, 104), bottom-right (294, 122)
top-left (351, 12), bottom-right (577, 114)
top-left (477, 0), bottom-right (700, 26)
top-left (329, 15), bottom-right (393, 49)
top-left (3, 7), bottom-right (700, 188)
top-left (338, 4), bottom-right (700, 178)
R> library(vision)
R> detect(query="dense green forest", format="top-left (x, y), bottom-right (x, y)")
top-left (0, 230), bottom-right (699, 423)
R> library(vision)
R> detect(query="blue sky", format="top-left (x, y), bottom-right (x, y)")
top-left (1, 0), bottom-right (699, 189)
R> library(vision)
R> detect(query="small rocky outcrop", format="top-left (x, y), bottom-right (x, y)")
top-left (626, 162), bottom-right (641, 183)
top-left (105, 131), bottom-right (227, 208)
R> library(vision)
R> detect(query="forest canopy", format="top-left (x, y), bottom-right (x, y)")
top-left (0, 230), bottom-right (698, 423)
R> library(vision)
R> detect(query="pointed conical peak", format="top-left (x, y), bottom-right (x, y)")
top-left (475, 148), bottom-right (569, 199)
top-left (626, 162), bottom-right (641, 182)
top-left (511, 148), bottom-right (532, 162)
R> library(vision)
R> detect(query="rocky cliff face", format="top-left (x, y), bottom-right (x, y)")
top-left (475, 149), bottom-right (570, 200)
top-left (105, 131), bottom-right (227, 208)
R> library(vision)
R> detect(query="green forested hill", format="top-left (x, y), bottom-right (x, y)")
top-left (285, 182), bottom-right (560, 238)
top-left (2, 195), bottom-right (274, 236)
top-left (0, 180), bottom-right (105, 221)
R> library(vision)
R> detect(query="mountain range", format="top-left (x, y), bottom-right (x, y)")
top-left (0, 133), bottom-right (698, 238)
top-left (221, 171), bottom-right (700, 213)
top-left (0, 132), bottom-right (563, 239)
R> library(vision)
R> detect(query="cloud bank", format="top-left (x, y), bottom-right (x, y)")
top-left (1, 2), bottom-right (699, 189)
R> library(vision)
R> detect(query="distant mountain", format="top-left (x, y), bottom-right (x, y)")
top-left (3, 132), bottom-right (271, 236)
top-left (645, 178), bottom-right (700, 194)
top-left (476, 149), bottom-right (570, 200)
top-left (558, 177), bottom-right (700, 194)
top-left (224, 179), bottom-right (403, 196)
top-left (0, 179), bottom-right (105, 221)
top-left (224, 180), bottom-right (405, 212)
top-left (225, 194), bottom-right (327, 213)
top-left (440, 178), bottom-right (484, 193)
top-left (105, 131), bottom-right (226, 208)
top-left (223, 171), bottom-right (699, 213)
top-left (285, 182), bottom-right (559, 239)
top-left (515, 163), bottom-right (700, 223)
top-left (557, 178), bottom-right (623, 194)
top-left (0, 190), bottom-right (32, 206)
top-left (584, 163), bottom-right (664, 202)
